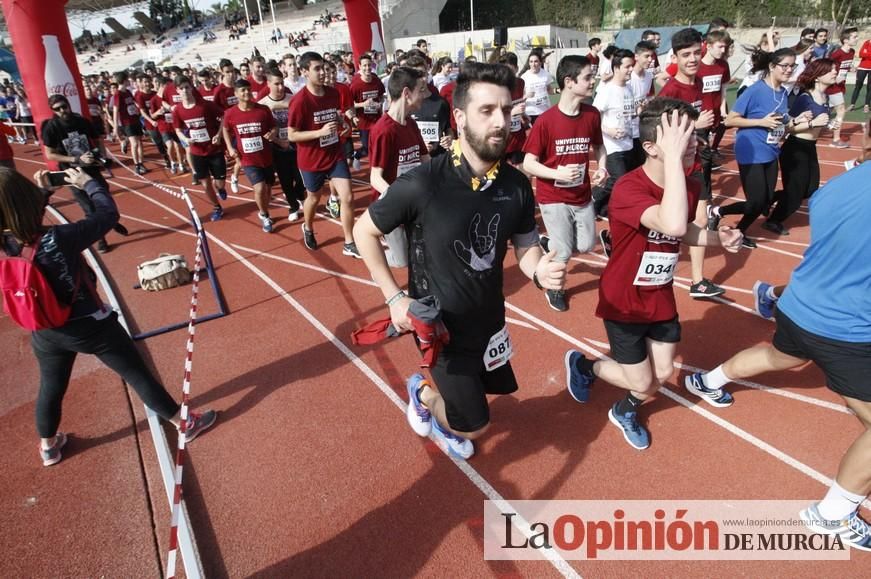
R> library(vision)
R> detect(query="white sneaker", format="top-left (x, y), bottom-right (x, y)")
top-left (844, 159), bottom-right (858, 171)
top-left (352, 157), bottom-right (361, 171)
top-left (405, 374), bottom-right (432, 436)
top-left (288, 210), bottom-right (300, 222)
top-left (230, 177), bottom-right (239, 193)
top-left (259, 213), bottom-right (274, 233)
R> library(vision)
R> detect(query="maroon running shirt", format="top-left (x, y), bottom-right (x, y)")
top-left (697, 59), bottom-right (731, 126)
top-left (222, 104), bottom-right (275, 167)
top-left (506, 76), bottom-right (527, 155)
top-left (523, 104), bottom-right (603, 206)
top-left (369, 114), bottom-right (427, 200)
top-left (134, 90), bottom-right (157, 130)
top-left (596, 167), bottom-right (700, 323)
top-left (658, 76), bottom-right (703, 112)
top-left (112, 89), bottom-right (140, 126)
top-left (349, 74), bottom-right (385, 130)
top-left (172, 100), bottom-right (225, 157)
top-left (287, 85), bottom-right (344, 172)
top-left (826, 47), bottom-right (855, 96)
top-left (215, 84), bottom-right (239, 109)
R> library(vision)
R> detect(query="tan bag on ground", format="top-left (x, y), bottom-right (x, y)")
top-left (137, 254), bottom-right (192, 291)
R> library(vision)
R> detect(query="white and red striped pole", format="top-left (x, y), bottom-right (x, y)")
top-left (166, 189), bottom-right (205, 579)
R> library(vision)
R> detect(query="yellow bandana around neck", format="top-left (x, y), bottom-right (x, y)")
top-left (451, 140), bottom-right (500, 191)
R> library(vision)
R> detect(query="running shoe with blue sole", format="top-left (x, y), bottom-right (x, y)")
top-left (608, 403), bottom-right (650, 450)
top-left (684, 372), bottom-right (734, 408)
top-left (406, 373), bottom-right (432, 437)
top-left (431, 418), bottom-right (474, 460)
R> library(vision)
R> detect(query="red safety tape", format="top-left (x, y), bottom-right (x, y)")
top-left (166, 231), bottom-right (204, 579)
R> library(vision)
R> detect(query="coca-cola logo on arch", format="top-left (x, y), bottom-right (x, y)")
top-left (47, 82), bottom-right (79, 97)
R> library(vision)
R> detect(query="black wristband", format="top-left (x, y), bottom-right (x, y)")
top-left (533, 272), bottom-right (544, 290)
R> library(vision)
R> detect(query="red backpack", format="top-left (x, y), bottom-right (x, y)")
top-left (0, 235), bottom-right (79, 331)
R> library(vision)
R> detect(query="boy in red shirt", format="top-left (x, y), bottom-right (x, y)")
top-left (172, 76), bottom-right (226, 222)
top-left (324, 59), bottom-right (357, 219)
top-left (658, 28), bottom-right (722, 300)
top-left (215, 59), bottom-right (243, 193)
top-left (499, 52), bottom-right (528, 168)
top-left (523, 54), bottom-right (607, 313)
top-left (565, 99), bottom-right (742, 450)
top-left (111, 71), bottom-right (146, 174)
top-left (288, 51), bottom-right (358, 257)
top-left (222, 79), bottom-right (278, 233)
top-left (151, 77), bottom-right (186, 174)
top-left (134, 74), bottom-right (170, 169)
top-left (827, 27), bottom-right (859, 148)
top-left (368, 66), bottom-right (429, 267)
top-left (197, 69), bottom-right (220, 102)
top-left (349, 52), bottom-right (386, 165)
top-left (248, 55), bottom-right (269, 99)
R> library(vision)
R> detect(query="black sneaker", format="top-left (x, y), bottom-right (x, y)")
top-left (741, 236), bottom-right (757, 249)
top-left (762, 221), bottom-right (789, 236)
top-left (301, 224), bottom-right (318, 250)
top-left (135, 163), bottom-right (147, 175)
top-left (163, 155), bottom-right (172, 168)
top-left (191, 175), bottom-right (200, 186)
top-left (689, 278), bottom-right (725, 299)
top-left (706, 205), bottom-right (721, 231)
top-left (342, 242), bottom-right (362, 259)
top-left (599, 229), bottom-right (612, 258)
top-left (97, 239), bottom-right (110, 253)
top-left (545, 289), bottom-right (568, 312)
top-left (539, 234), bottom-right (550, 253)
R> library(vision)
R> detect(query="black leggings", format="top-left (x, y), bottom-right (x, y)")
top-left (31, 312), bottom-right (180, 438)
top-left (718, 159), bottom-right (779, 233)
top-left (767, 137), bottom-right (819, 226)
top-left (850, 69), bottom-right (871, 107)
top-left (272, 146), bottom-right (306, 211)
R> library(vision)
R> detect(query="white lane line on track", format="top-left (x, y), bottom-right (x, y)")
top-left (109, 182), bottom-right (581, 578)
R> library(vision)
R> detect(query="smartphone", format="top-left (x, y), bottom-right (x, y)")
top-left (47, 171), bottom-right (68, 187)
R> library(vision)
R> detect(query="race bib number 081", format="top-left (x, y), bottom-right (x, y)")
top-left (483, 325), bottom-right (514, 371)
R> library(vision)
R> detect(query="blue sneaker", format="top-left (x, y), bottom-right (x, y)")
top-left (608, 403), bottom-right (650, 450)
top-left (217, 187), bottom-right (228, 201)
top-left (565, 350), bottom-right (594, 403)
top-left (800, 502), bottom-right (871, 552)
top-left (753, 280), bottom-right (776, 320)
top-left (684, 372), bottom-right (734, 408)
top-left (405, 374), bottom-right (432, 437)
top-left (210, 206), bottom-right (224, 222)
top-left (431, 418), bottom-right (474, 460)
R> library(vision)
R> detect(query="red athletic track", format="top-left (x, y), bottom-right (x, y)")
top-left (1, 124), bottom-right (868, 578)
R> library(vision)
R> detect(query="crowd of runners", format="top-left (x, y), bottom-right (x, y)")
top-left (1, 16), bottom-right (870, 553)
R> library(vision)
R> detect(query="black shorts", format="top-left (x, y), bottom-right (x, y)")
top-left (243, 165), bottom-right (275, 186)
top-left (191, 154), bottom-right (227, 181)
top-left (121, 123), bottom-right (143, 137)
top-left (604, 317), bottom-right (682, 365)
top-left (429, 353), bottom-right (519, 433)
top-left (161, 131), bottom-right (179, 144)
top-left (773, 310), bottom-right (871, 402)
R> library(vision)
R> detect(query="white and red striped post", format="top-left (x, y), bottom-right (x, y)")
top-left (166, 188), bottom-right (205, 579)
